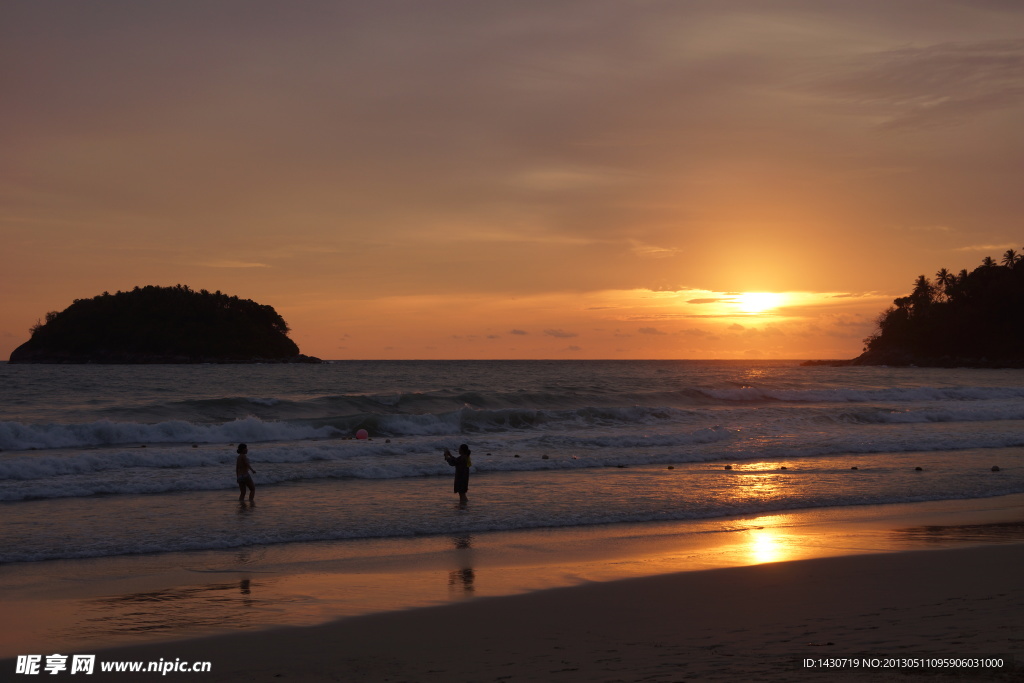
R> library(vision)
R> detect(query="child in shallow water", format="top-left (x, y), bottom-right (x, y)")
top-left (235, 443), bottom-right (256, 502)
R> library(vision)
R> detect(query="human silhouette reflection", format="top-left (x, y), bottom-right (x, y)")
top-left (448, 568), bottom-right (475, 592)
top-left (448, 534), bottom-right (475, 593)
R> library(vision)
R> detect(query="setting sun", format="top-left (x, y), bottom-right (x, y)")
top-left (735, 292), bottom-right (784, 314)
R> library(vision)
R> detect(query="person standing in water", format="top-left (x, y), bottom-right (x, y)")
top-left (444, 444), bottom-right (472, 504)
top-left (236, 443), bottom-right (256, 502)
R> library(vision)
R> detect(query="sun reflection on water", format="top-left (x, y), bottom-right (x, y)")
top-left (747, 528), bottom-right (786, 564)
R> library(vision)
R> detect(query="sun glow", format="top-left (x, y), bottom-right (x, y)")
top-left (747, 528), bottom-right (792, 564)
top-left (735, 292), bottom-right (784, 314)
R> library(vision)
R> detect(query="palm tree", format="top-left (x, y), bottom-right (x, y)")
top-left (943, 268), bottom-right (970, 302)
top-left (982, 256), bottom-right (997, 268)
top-left (910, 274), bottom-right (933, 312)
top-left (934, 268), bottom-right (953, 301)
top-left (1002, 249), bottom-right (1020, 268)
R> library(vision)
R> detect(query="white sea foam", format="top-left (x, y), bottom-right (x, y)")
top-left (2, 361), bottom-right (1023, 563)
top-left (7, 393), bottom-right (1024, 454)
top-left (246, 397), bottom-right (281, 406)
top-left (2, 420), bottom-right (1022, 502)
top-left (0, 417), bottom-right (342, 451)
top-left (2, 459), bottom-right (1020, 563)
top-left (0, 405), bottom-right (698, 451)
top-left (838, 403), bottom-right (1024, 424)
top-left (701, 386), bottom-right (1024, 403)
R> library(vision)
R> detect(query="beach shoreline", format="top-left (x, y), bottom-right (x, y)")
top-left (2, 494), bottom-right (1023, 681)
top-left (4, 543), bottom-right (1021, 682)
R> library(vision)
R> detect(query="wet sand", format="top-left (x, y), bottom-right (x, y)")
top-left (2, 496), bottom-right (1023, 681)
top-left (3, 544), bottom-right (1019, 682)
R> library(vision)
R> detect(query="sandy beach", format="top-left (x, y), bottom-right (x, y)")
top-left (4, 543), bottom-right (1019, 682)
top-left (3, 496), bottom-right (1022, 682)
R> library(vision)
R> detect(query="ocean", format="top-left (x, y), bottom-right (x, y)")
top-left (2, 360), bottom-right (1022, 565)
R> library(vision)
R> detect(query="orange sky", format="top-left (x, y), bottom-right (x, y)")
top-left (3, 1), bottom-right (1023, 360)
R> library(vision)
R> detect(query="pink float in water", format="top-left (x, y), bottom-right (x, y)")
top-left (355, 429), bottom-right (369, 440)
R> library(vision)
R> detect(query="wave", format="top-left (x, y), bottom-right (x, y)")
top-left (0, 417), bottom-right (343, 451)
top-left (3, 422), bottom-right (1024, 501)
top-left (85, 384), bottom-right (1024, 425)
top-left (7, 391), bottom-right (1024, 454)
top-left (3, 487), bottom-right (1022, 564)
top-left (10, 382), bottom-right (1021, 449)
top-left (837, 403), bottom-right (1024, 425)
top-left (102, 389), bottom-right (648, 421)
top-left (0, 405), bottom-right (705, 451)
top-left (0, 425), bottom-right (735, 485)
top-left (699, 386), bottom-right (1024, 403)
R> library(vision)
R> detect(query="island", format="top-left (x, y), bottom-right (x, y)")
top-left (805, 249), bottom-right (1024, 368)
top-left (8, 285), bottom-right (321, 364)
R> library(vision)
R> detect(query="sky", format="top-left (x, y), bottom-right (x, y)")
top-left (2, 0), bottom-right (1022, 360)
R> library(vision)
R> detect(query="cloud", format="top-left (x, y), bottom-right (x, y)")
top-left (905, 225), bottom-right (953, 233)
top-left (630, 242), bottom-right (679, 259)
top-left (513, 166), bottom-right (629, 192)
top-left (199, 260), bottom-right (270, 268)
top-left (728, 323), bottom-right (785, 338)
top-left (625, 313), bottom-right (689, 321)
top-left (953, 243), bottom-right (1018, 252)
top-left (565, 345), bottom-right (582, 352)
top-left (676, 328), bottom-right (717, 339)
top-left (811, 39), bottom-right (1024, 129)
top-left (544, 328), bottom-right (578, 338)
top-left (829, 315), bottom-right (870, 328)
top-left (4, 2), bottom-right (1023, 362)
top-left (638, 327), bottom-right (666, 335)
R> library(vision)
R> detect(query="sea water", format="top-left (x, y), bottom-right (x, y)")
top-left (1, 360), bottom-right (1022, 565)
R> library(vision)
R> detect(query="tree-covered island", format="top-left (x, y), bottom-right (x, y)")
top-left (808, 248), bottom-right (1024, 368)
top-left (8, 285), bottom-right (321, 364)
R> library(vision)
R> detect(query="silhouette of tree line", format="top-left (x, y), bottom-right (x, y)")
top-left (11, 285), bottom-right (310, 363)
top-left (860, 248), bottom-right (1024, 365)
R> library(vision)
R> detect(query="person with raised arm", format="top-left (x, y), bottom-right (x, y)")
top-left (443, 444), bottom-right (472, 505)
